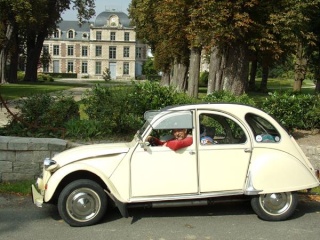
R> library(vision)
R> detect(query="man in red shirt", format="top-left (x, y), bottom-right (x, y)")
top-left (147, 129), bottom-right (193, 151)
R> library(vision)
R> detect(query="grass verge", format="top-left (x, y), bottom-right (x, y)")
top-left (0, 180), bottom-right (34, 195)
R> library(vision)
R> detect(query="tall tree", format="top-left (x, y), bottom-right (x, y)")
top-left (23, 0), bottom-right (95, 82)
top-left (0, 0), bottom-right (95, 83)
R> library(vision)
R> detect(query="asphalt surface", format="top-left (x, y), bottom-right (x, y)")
top-left (0, 193), bottom-right (320, 240)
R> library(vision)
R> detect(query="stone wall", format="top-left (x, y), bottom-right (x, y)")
top-left (0, 136), bottom-right (319, 182)
top-left (0, 137), bottom-right (70, 182)
top-left (299, 145), bottom-right (320, 172)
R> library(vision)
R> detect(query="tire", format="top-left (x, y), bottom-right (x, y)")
top-left (251, 192), bottom-right (298, 221)
top-left (58, 179), bottom-right (107, 227)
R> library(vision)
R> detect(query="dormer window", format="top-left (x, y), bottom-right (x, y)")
top-left (110, 16), bottom-right (118, 27)
top-left (68, 30), bottom-right (74, 39)
top-left (53, 30), bottom-right (60, 38)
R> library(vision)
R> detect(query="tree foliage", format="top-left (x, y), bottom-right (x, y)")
top-left (0, 0), bottom-right (95, 84)
top-left (130, 0), bottom-right (320, 96)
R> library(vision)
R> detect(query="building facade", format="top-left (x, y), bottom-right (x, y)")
top-left (41, 10), bottom-right (148, 80)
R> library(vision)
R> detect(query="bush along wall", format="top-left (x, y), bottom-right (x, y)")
top-left (259, 91), bottom-right (320, 131)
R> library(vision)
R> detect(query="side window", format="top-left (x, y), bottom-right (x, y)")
top-left (245, 113), bottom-right (281, 143)
top-left (199, 113), bottom-right (246, 145)
top-left (146, 110), bottom-right (193, 144)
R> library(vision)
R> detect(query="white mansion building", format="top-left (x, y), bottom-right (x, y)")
top-left (41, 10), bottom-right (148, 80)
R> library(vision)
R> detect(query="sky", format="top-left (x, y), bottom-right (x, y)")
top-left (62, 0), bottom-right (132, 20)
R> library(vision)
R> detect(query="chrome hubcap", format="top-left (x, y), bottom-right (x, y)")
top-left (66, 188), bottom-right (101, 222)
top-left (260, 192), bottom-right (292, 215)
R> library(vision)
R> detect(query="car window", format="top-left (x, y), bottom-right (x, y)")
top-left (245, 113), bottom-right (281, 143)
top-left (147, 110), bottom-right (193, 130)
top-left (199, 113), bottom-right (247, 145)
top-left (147, 110), bottom-right (194, 144)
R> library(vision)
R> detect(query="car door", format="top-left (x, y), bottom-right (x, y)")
top-left (197, 111), bottom-right (252, 193)
top-left (130, 110), bottom-right (198, 198)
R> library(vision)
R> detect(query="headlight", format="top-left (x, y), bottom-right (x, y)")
top-left (43, 158), bottom-right (57, 171)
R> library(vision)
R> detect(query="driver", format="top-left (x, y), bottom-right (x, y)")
top-left (147, 129), bottom-right (193, 151)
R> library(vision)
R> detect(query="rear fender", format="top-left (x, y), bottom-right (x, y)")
top-left (248, 149), bottom-right (319, 194)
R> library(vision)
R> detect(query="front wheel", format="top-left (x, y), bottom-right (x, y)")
top-left (58, 179), bottom-right (107, 227)
top-left (251, 192), bottom-right (298, 221)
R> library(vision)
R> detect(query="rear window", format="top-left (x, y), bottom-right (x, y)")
top-left (245, 113), bottom-right (281, 143)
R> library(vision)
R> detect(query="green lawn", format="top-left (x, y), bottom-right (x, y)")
top-left (0, 81), bottom-right (83, 100)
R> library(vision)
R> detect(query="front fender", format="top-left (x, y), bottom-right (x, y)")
top-left (248, 149), bottom-right (319, 194)
top-left (44, 162), bottom-right (125, 203)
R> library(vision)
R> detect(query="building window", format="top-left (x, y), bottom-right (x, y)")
top-left (109, 46), bottom-right (116, 59)
top-left (123, 47), bottom-right (129, 58)
top-left (110, 32), bottom-right (116, 41)
top-left (136, 47), bottom-right (142, 59)
top-left (95, 61), bottom-right (101, 74)
top-left (124, 32), bottom-right (130, 41)
top-left (96, 46), bottom-right (102, 56)
top-left (68, 30), bottom-right (74, 39)
top-left (96, 31), bottom-right (101, 40)
top-left (42, 45), bottom-right (49, 72)
top-left (67, 45), bottom-right (74, 56)
top-left (82, 46), bottom-right (88, 56)
top-left (67, 61), bottom-right (74, 72)
top-left (123, 62), bottom-right (129, 75)
top-left (82, 61), bottom-right (88, 73)
top-left (53, 30), bottom-right (60, 38)
top-left (53, 45), bottom-right (59, 55)
top-left (82, 33), bottom-right (88, 39)
top-left (53, 60), bottom-right (59, 73)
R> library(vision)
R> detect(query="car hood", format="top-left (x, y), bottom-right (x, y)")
top-left (52, 142), bottom-right (131, 167)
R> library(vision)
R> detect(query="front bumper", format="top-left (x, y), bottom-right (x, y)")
top-left (31, 184), bottom-right (44, 207)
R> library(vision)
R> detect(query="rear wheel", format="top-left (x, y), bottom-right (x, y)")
top-left (251, 192), bottom-right (298, 221)
top-left (58, 179), bottom-right (107, 227)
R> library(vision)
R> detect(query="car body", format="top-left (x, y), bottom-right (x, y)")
top-left (32, 103), bottom-right (319, 226)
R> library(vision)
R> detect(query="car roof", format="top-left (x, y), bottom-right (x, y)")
top-left (162, 103), bottom-right (259, 114)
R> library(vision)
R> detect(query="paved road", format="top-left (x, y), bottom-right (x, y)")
top-left (0, 193), bottom-right (319, 240)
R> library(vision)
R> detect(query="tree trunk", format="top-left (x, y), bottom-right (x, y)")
top-left (187, 46), bottom-right (201, 98)
top-left (224, 43), bottom-right (249, 95)
top-left (248, 59), bottom-right (258, 91)
top-left (0, 24), bottom-right (14, 84)
top-left (171, 58), bottom-right (188, 92)
top-left (24, 31), bottom-right (46, 82)
top-left (208, 43), bottom-right (249, 96)
top-left (293, 42), bottom-right (307, 92)
top-left (260, 62), bottom-right (269, 92)
top-left (8, 32), bottom-right (19, 83)
top-left (207, 46), bottom-right (226, 94)
top-left (160, 69), bottom-right (171, 86)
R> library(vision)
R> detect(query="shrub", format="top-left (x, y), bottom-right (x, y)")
top-left (201, 91), bottom-right (256, 106)
top-left (127, 81), bottom-right (194, 114)
top-left (65, 119), bottom-right (111, 140)
top-left (81, 82), bottom-right (194, 136)
top-left (259, 91), bottom-right (320, 130)
top-left (3, 93), bottom-right (79, 138)
top-left (82, 84), bottom-right (141, 135)
top-left (38, 73), bottom-right (54, 82)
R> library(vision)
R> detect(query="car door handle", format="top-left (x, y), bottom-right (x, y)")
top-left (244, 148), bottom-right (252, 153)
top-left (189, 150), bottom-right (196, 155)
